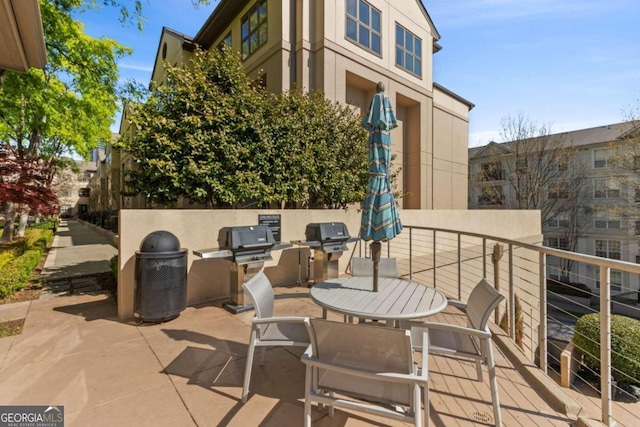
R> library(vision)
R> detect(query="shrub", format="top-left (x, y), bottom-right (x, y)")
top-left (110, 255), bottom-right (118, 280)
top-left (0, 229), bottom-right (53, 298)
top-left (499, 294), bottom-right (524, 349)
top-left (573, 313), bottom-right (640, 386)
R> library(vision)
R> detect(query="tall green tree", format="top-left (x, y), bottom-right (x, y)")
top-left (116, 46), bottom-right (369, 208)
top-left (0, 0), bottom-right (131, 241)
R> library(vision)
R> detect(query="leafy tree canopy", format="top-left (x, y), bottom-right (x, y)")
top-left (116, 46), bottom-right (369, 209)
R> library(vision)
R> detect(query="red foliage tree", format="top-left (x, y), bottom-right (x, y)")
top-left (0, 145), bottom-right (58, 216)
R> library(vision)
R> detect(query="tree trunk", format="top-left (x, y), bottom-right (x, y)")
top-left (1, 202), bottom-right (16, 242)
top-left (16, 206), bottom-right (29, 237)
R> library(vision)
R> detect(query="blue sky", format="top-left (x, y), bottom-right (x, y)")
top-left (77, 0), bottom-right (640, 147)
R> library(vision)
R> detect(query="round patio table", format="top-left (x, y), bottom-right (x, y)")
top-left (310, 277), bottom-right (447, 322)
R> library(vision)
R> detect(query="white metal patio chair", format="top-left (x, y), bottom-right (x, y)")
top-left (302, 318), bottom-right (430, 427)
top-left (407, 278), bottom-right (505, 426)
top-left (240, 271), bottom-right (310, 403)
top-left (351, 256), bottom-right (398, 278)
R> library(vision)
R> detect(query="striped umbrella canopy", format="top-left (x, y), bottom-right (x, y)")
top-left (359, 86), bottom-right (402, 290)
top-left (359, 89), bottom-right (402, 243)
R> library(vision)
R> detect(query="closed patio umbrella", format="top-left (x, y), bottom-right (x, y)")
top-left (359, 82), bottom-right (402, 291)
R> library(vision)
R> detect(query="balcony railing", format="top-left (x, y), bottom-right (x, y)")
top-left (352, 225), bottom-right (640, 427)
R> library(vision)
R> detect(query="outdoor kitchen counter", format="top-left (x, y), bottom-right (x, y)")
top-left (310, 277), bottom-right (447, 322)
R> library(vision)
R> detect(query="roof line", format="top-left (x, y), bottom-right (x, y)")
top-left (433, 82), bottom-right (475, 110)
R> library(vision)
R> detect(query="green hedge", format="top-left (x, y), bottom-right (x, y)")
top-left (0, 229), bottom-right (53, 298)
top-left (573, 313), bottom-right (640, 386)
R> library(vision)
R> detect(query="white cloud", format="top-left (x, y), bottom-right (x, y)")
top-left (119, 63), bottom-right (153, 72)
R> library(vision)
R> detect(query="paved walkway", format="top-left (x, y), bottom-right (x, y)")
top-left (41, 219), bottom-right (117, 280)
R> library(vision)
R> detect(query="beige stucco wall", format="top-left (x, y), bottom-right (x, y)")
top-left (118, 209), bottom-right (541, 319)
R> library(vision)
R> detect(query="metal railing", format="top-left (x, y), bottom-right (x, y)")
top-left (355, 225), bottom-right (640, 426)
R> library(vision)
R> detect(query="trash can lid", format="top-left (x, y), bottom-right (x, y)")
top-left (140, 231), bottom-right (181, 252)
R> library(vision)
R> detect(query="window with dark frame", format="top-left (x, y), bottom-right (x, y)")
top-left (547, 182), bottom-right (568, 199)
top-left (594, 213), bottom-right (621, 229)
top-left (218, 31), bottom-right (232, 50)
top-left (547, 236), bottom-right (569, 250)
top-left (480, 161), bottom-right (504, 181)
top-left (593, 148), bottom-right (608, 168)
top-left (346, 0), bottom-right (382, 55)
top-left (595, 267), bottom-right (622, 291)
top-left (595, 239), bottom-right (621, 260)
top-left (478, 185), bottom-right (503, 206)
top-left (593, 178), bottom-right (620, 198)
top-left (516, 159), bottom-right (529, 175)
top-left (241, 0), bottom-right (267, 59)
top-left (395, 24), bottom-right (422, 77)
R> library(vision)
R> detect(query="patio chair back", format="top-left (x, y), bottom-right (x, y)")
top-left (242, 271), bottom-right (275, 319)
top-left (307, 318), bottom-right (415, 407)
top-left (466, 278), bottom-right (505, 332)
top-left (351, 257), bottom-right (398, 278)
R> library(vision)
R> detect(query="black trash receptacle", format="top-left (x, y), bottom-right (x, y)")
top-left (135, 231), bottom-right (187, 322)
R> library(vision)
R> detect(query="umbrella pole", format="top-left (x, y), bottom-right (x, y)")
top-left (371, 242), bottom-right (381, 292)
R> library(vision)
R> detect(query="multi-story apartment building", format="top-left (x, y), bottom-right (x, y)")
top-left (469, 122), bottom-right (640, 296)
top-left (118, 0), bottom-right (473, 210)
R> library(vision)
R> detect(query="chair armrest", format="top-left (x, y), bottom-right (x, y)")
top-left (415, 321), bottom-right (492, 339)
top-left (301, 354), bottom-right (428, 384)
top-left (252, 316), bottom-right (309, 325)
top-left (446, 299), bottom-right (467, 310)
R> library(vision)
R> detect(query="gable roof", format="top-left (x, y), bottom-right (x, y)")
top-left (469, 121), bottom-right (640, 158)
top-left (416, 0), bottom-right (441, 41)
top-left (149, 26), bottom-right (194, 87)
top-left (469, 141), bottom-right (511, 159)
top-left (193, 0), bottom-right (442, 50)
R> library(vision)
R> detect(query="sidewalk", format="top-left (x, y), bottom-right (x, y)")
top-left (40, 219), bottom-right (118, 296)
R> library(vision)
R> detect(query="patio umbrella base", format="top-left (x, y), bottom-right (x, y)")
top-left (222, 301), bottom-right (255, 314)
top-left (371, 242), bottom-right (381, 292)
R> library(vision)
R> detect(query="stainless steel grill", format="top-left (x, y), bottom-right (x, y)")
top-left (193, 225), bottom-right (290, 313)
top-left (303, 222), bottom-right (358, 283)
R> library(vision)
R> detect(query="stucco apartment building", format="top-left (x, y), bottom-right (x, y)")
top-left (118, 0), bottom-right (473, 211)
top-left (468, 122), bottom-right (640, 296)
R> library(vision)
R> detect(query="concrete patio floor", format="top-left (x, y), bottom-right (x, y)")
top-left (0, 284), bottom-right (586, 427)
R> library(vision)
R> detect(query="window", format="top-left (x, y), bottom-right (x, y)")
top-left (547, 236), bottom-right (569, 250)
top-left (515, 159), bottom-right (529, 175)
top-left (478, 185), bottom-right (503, 206)
top-left (593, 148), bottom-right (608, 168)
top-left (395, 24), bottom-right (422, 77)
top-left (593, 178), bottom-right (620, 198)
top-left (218, 31), bottom-right (232, 50)
top-left (346, 0), bottom-right (381, 55)
top-left (594, 212), bottom-right (620, 229)
top-left (554, 155), bottom-right (569, 172)
top-left (548, 182), bottom-right (568, 199)
top-left (79, 188), bottom-right (90, 197)
top-left (547, 212), bottom-right (569, 228)
top-left (595, 239), bottom-right (621, 260)
top-left (636, 221), bottom-right (640, 235)
top-left (595, 268), bottom-right (622, 292)
top-left (480, 162), bottom-right (504, 181)
top-left (241, 0), bottom-right (267, 59)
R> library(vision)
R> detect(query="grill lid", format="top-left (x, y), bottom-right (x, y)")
top-left (305, 222), bottom-right (350, 243)
top-left (218, 225), bottom-right (276, 252)
top-left (304, 222), bottom-right (358, 253)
